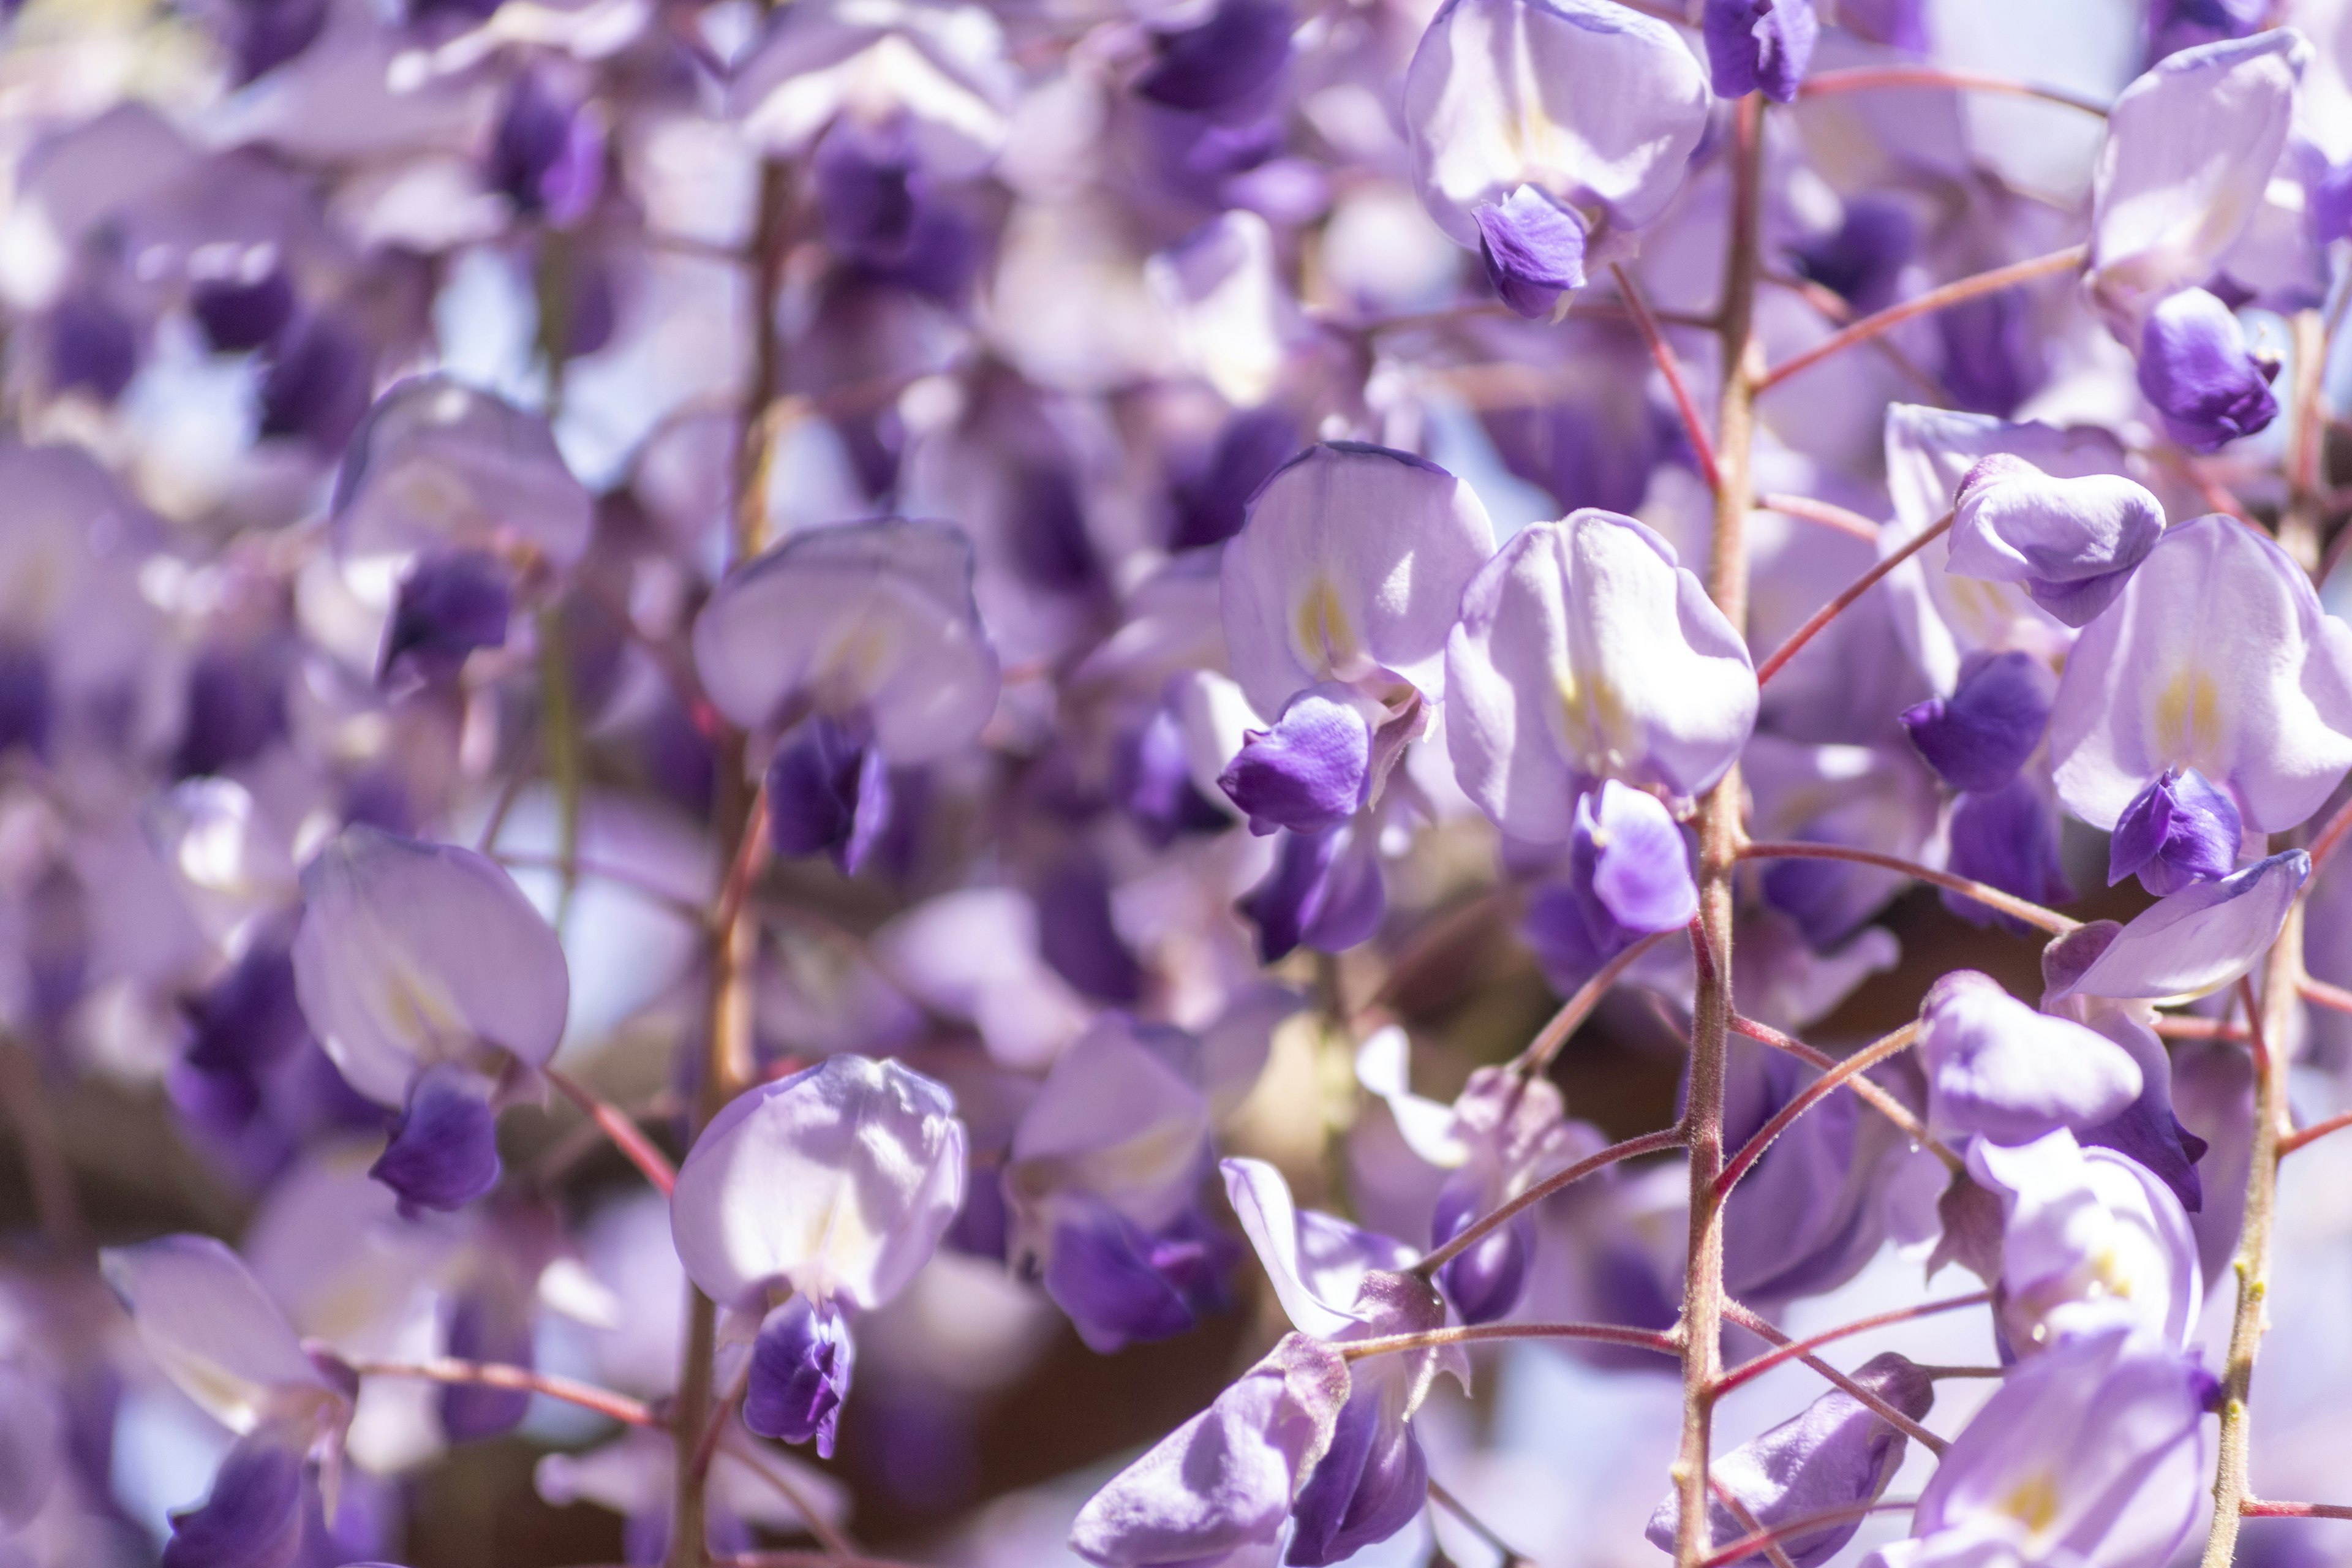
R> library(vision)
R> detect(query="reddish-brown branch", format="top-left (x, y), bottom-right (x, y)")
top-left (1729, 1015), bottom-right (1950, 1162)
top-left (1756, 493), bottom-right (1882, 543)
top-left (1340, 1319), bottom-right (1681, 1362)
top-left (2308, 793), bottom-right (2352, 874)
top-left (2154, 1015), bottom-right (2250, 1042)
top-left (1511, 925), bottom-right (1684, 1076)
top-left (1413, 1126), bottom-right (1689, 1278)
top-left (1698, 1499), bottom-right (1920, 1568)
top-left (1713, 1477), bottom-right (1803, 1568)
top-left (2281, 1108), bottom-right (2352, 1156)
top-left (2242, 1500), bottom-right (2352, 1520)
top-left (348, 1356), bottom-right (658, 1428)
top-left (1719, 1302), bottom-right (1946, 1455)
top-left (1759, 247), bottom-right (2087, 393)
top-left (1613, 262), bottom-right (1721, 494)
top-left (1736, 840), bottom-right (2078, 933)
top-left (1798, 66), bottom-right (2109, 116)
top-left (545, 1066), bottom-right (679, 1196)
top-left (1714, 1291), bottom-right (1993, 1395)
top-left (1714, 1023), bottom-right (1925, 1197)
top-left (1754, 513), bottom-right (1951, 685)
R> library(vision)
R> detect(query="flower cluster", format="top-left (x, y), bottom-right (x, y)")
top-left (4, 2), bottom-right (2352, 1568)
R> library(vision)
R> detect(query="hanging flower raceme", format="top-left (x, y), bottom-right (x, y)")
top-left (290, 826), bottom-right (570, 1215)
top-left (1403, 0), bottom-right (1709, 318)
top-left (666, 1056), bottom-right (967, 1458)
top-left (691, 519), bottom-right (1002, 875)
top-left (100, 1237), bottom-right (356, 1568)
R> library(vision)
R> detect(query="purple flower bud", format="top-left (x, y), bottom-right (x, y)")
top-left (1285, 1384), bottom-right (1429, 1567)
top-left (1920, 972), bottom-right (2143, 1145)
top-left (746, 1296), bottom-right (855, 1459)
top-left (1900, 650), bottom-right (2056, 793)
top-left (371, 1063), bottom-right (502, 1216)
top-left (765, 716), bottom-right (893, 875)
top-left (1704, 0), bottom-right (1819, 102)
top-left (1945, 458), bottom-right (2166, 628)
top-left (1789, 198), bottom-right (1915, 314)
top-left (1219, 684), bottom-right (1374, 837)
top-left (1430, 1175), bottom-right (1531, 1325)
top-left (1134, 0), bottom-right (1295, 115)
top-left (48, 286), bottom-right (139, 403)
top-left (1719, 1037), bottom-right (1905, 1305)
top-left (1068, 1333), bottom-right (1351, 1566)
top-left (1646, 1352), bottom-right (1934, 1568)
top-left (1238, 824), bottom-right (1385, 962)
top-left (0, 644), bottom-right (53, 760)
top-left (1472, 185), bottom-right (1588, 319)
top-left (1945, 774), bottom-right (2075, 929)
top-left (162, 1431), bottom-right (306, 1568)
top-left (382, 551), bottom-right (511, 681)
top-left (489, 69), bottom-right (605, 227)
top-left (2109, 767), bottom-right (2241, 895)
top-left (2135, 287), bottom-right (2279, 451)
top-left (191, 265), bottom-right (295, 354)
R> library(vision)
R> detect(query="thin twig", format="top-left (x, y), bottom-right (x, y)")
top-left (1735, 841), bottom-right (2078, 933)
top-left (1510, 926), bottom-right (1683, 1076)
top-left (2281, 1107), bottom-right (2352, 1156)
top-left (1714, 1291), bottom-right (1992, 1395)
top-left (1697, 1499), bottom-right (1921, 1568)
top-left (544, 1066), bottom-right (679, 1196)
top-left (1341, 1319), bottom-right (1681, 1362)
top-left (1713, 1476), bottom-right (1803, 1568)
top-left (1430, 1476), bottom-right (1536, 1566)
top-left (0, 1038), bottom-right (83, 1250)
top-left (347, 1357), bottom-right (658, 1428)
top-left (1753, 512), bottom-right (1952, 685)
top-left (1755, 493), bottom-right (1882, 543)
top-left (1798, 66), bottom-right (2109, 116)
top-left (1412, 1126), bottom-right (1689, 1278)
top-left (1729, 1014), bottom-right (1954, 1166)
top-left (717, 1432), bottom-right (862, 1561)
top-left (1613, 262), bottom-right (1721, 494)
top-left (2241, 1500), bottom-right (2352, 1520)
top-left (1714, 1023), bottom-right (1926, 1197)
top-left (1759, 247), bottom-right (2088, 393)
top-left (1718, 1303), bottom-right (1946, 1455)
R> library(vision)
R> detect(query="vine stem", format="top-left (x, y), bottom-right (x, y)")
top-left (1674, 86), bottom-right (1765, 1568)
top-left (2201, 899), bottom-right (2304, 1567)
top-left (1755, 492), bottom-right (1881, 543)
top-left (1611, 260), bottom-right (1721, 493)
top-left (1797, 65), bottom-right (2110, 116)
top-left (1510, 925), bottom-right (1683, 1076)
top-left (544, 1066), bottom-right (679, 1195)
top-left (1736, 841), bottom-right (2078, 933)
top-left (1428, 1477), bottom-right (1534, 1566)
top-left (1339, 1319), bottom-right (1681, 1362)
top-left (1712, 1290), bottom-right (1991, 1396)
top-left (1411, 1125), bottom-right (1687, 1278)
top-left (1758, 246), bottom-right (2087, 393)
top-left (1717, 1302), bottom-right (1945, 1454)
top-left (1715, 1023), bottom-right (1926, 1197)
top-left (2280, 1107), bottom-right (2352, 1156)
top-left (1752, 512), bottom-right (1951, 685)
top-left (346, 1357), bottom-right (658, 1428)
top-left (1728, 1014), bottom-right (1953, 1165)
top-left (1697, 1500), bottom-right (1920, 1568)
top-left (2241, 1501), bottom-right (2352, 1520)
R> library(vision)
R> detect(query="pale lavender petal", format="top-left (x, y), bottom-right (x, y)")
top-left (1945, 461), bottom-right (2165, 629)
top-left (2052, 850), bottom-right (2309, 1001)
top-left (99, 1235), bottom-right (345, 1437)
top-left (1920, 972), bottom-right (2143, 1145)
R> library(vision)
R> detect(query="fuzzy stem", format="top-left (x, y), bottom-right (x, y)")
top-left (1340, 1319), bottom-right (1681, 1362)
top-left (1758, 246), bottom-right (2087, 393)
top-left (2242, 1501), bottom-right (2352, 1520)
top-left (1717, 1302), bottom-right (1945, 1454)
top-left (1797, 66), bottom-right (2109, 115)
top-left (1728, 1014), bottom-right (1953, 1165)
top-left (1611, 261), bottom-right (1721, 494)
top-left (1752, 512), bottom-right (1951, 685)
top-left (1736, 841), bottom-right (2078, 933)
top-left (349, 1357), bottom-right (658, 1428)
top-left (2202, 900), bottom-right (2303, 1568)
top-left (1713, 1290), bottom-right (1992, 1395)
top-left (544, 1065), bottom-right (679, 1195)
top-left (1715, 1023), bottom-right (1926, 1197)
top-left (1412, 1125), bottom-right (1687, 1278)
top-left (1674, 88), bottom-right (1766, 1568)
top-left (1755, 493), bottom-right (1882, 543)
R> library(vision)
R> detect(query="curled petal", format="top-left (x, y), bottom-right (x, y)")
top-left (2052, 850), bottom-right (2309, 1002)
top-left (369, 1063), bottom-right (503, 1216)
top-left (1703, 0), bottom-right (1819, 104)
top-left (1473, 185), bottom-right (1588, 319)
top-left (1221, 1157), bottom-right (1415, 1340)
top-left (1218, 684), bottom-right (1375, 837)
top-left (1920, 972), bottom-right (2143, 1145)
top-left (745, 1296), bottom-right (854, 1459)
top-left (1945, 459), bottom-right (2166, 630)
top-left (1899, 650), bottom-right (2055, 794)
top-left (2108, 767), bottom-right (2241, 896)
top-left (162, 1431), bottom-right (307, 1568)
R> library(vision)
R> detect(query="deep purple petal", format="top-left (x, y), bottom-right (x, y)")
top-left (2109, 767), bottom-right (2242, 895)
top-left (1472, 186), bottom-right (1588, 319)
top-left (369, 1065), bottom-right (503, 1215)
top-left (1704, 0), bottom-right (1820, 102)
top-left (162, 1433), bottom-right (306, 1568)
top-left (1218, 685), bottom-right (1373, 837)
top-left (1899, 651), bottom-right (2055, 794)
top-left (2136, 287), bottom-right (2280, 452)
top-left (745, 1296), bottom-right (855, 1459)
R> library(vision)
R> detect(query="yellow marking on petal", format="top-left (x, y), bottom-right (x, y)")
top-left (1999, 1474), bottom-right (2063, 1536)
top-left (1555, 659), bottom-right (1636, 777)
top-left (1295, 577), bottom-right (1357, 676)
top-left (2152, 666), bottom-right (2225, 772)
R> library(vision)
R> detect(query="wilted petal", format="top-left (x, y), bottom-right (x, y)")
top-left (2090, 31), bottom-right (2308, 314)
top-left (1068, 1333), bottom-right (1350, 1566)
top-left (1218, 684), bottom-right (1375, 837)
top-left (2135, 288), bottom-right (2280, 451)
top-left (1447, 511), bottom-right (1757, 837)
top-left (1646, 1352), bottom-right (1932, 1567)
top-left (291, 826), bottom-right (570, 1107)
top-left (1219, 442), bottom-right (1493, 716)
top-left (1920, 972), bottom-right (2142, 1145)
top-left (2108, 767), bottom-right (2241, 895)
top-left (1704, 0), bottom-right (1819, 103)
top-left (1899, 650), bottom-right (2056, 794)
top-left (1473, 185), bottom-right (1588, 319)
top-left (745, 1296), bottom-right (854, 1458)
top-left (99, 1235), bottom-right (347, 1438)
top-left (1945, 458), bottom-right (2166, 629)
top-left (2051, 513), bottom-right (2352, 832)
top-left (333, 376), bottom-right (592, 576)
top-left (162, 1430), bottom-right (307, 1568)
top-left (1406, 0), bottom-right (1709, 253)
top-left (369, 1063), bottom-right (503, 1216)
top-left (669, 1055), bottom-right (967, 1311)
top-left (690, 519), bottom-right (1001, 764)
top-left (2052, 850), bottom-right (2309, 1001)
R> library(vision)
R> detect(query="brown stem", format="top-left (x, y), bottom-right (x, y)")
top-left (2282, 307), bottom-right (2328, 573)
top-left (1674, 88), bottom-right (1766, 1568)
top-left (1612, 261), bottom-right (1721, 494)
top-left (1758, 246), bottom-right (2087, 393)
top-left (1718, 1302), bottom-right (1945, 1454)
top-left (545, 1066), bottom-right (680, 1196)
top-left (1755, 493), bottom-right (1881, 543)
top-left (2308, 791), bottom-right (2352, 875)
top-left (1428, 1477), bottom-right (1534, 1566)
top-left (1340, 1319), bottom-right (1682, 1362)
top-left (1735, 841), bottom-right (2078, 933)
top-left (347, 1357), bottom-right (658, 1428)
top-left (2242, 1500), bottom-right (2352, 1520)
top-left (1713, 1289), bottom-right (1991, 1395)
top-left (1698, 1499), bottom-right (1920, 1568)
top-left (1728, 1015), bottom-right (1954, 1166)
top-left (1752, 513), bottom-right (1952, 684)
top-left (1714, 1023), bottom-right (1926, 1197)
top-left (1411, 1125), bottom-right (1688, 1278)
top-left (1510, 925), bottom-right (1684, 1077)
top-left (1798, 66), bottom-right (2110, 116)
top-left (0, 1038), bottom-right (83, 1251)
top-left (2202, 901), bottom-right (2303, 1567)
top-left (2280, 1107), bottom-right (2352, 1156)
